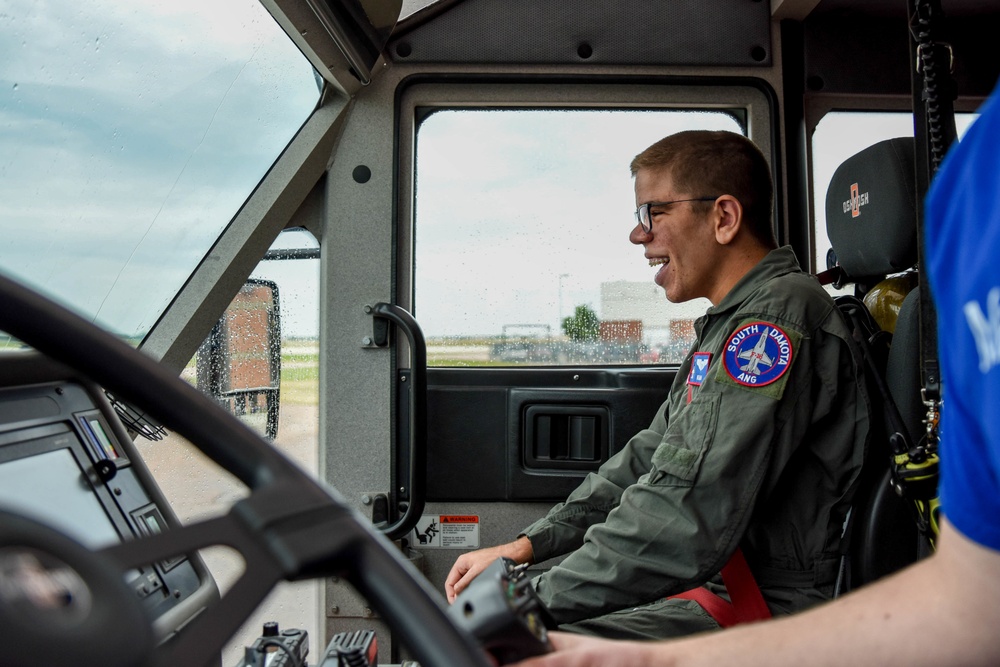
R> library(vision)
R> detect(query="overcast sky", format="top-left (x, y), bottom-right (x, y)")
top-left (0, 0), bottom-right (318, 339)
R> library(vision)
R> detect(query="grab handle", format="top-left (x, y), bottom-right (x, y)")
top-left (370, 302), bottom-right (427, 540)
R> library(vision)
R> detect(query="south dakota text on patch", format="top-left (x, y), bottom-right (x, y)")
top-left (722, 321), bottom-right (793, 387)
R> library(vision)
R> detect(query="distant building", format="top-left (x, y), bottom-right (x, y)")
top-left (599, 319), bottom-right (643, 343)
top-left (600, 281), bottom-right (671, 327)
top-left (600, 280), bottom-right (707, 347)
top-left (669, 319), bottom-right (696, 343)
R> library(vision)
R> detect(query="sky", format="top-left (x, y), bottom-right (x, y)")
top-left (0, 0), bottom-right (319, 339)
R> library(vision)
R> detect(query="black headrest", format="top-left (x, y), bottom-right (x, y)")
top-left (825, 137), bottom-right (918, 280)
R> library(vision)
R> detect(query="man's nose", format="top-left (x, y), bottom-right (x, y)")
top-left (629, 223), bottom-right (650, 245)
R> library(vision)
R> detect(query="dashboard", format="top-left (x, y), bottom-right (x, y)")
top-left (0, 369), bottom-right (218, 627)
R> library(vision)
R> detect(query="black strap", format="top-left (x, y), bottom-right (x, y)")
top-left (836, 295), bottom-right (939, 547)
top-left (908, 0), bottom-right (955, 409)
top-left (836, 296), bottom-right (911, 456)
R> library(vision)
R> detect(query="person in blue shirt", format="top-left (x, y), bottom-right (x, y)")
top-left (511, 82), bottom-right (1000, 667)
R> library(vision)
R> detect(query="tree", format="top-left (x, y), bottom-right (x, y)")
top-left (562, 304), bottom-right (600, 342)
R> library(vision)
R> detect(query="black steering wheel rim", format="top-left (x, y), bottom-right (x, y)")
top-left (0, 272), bottom-right (492, 667)
top-left (0, 509), bottom-right (156, 667)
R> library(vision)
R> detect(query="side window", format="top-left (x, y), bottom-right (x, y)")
top-left (811, 111), bottom-right (979, 279)
top-left (414, 109), bottom-right (743, 367)
top-left (136, 229), bottom-right (320, 667)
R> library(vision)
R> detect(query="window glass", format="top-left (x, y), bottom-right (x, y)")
top-left (0, 0), bottom-right (319, 342)
top-left (811, 112), bottom-right (979, 277)
top-left (139, 229), bottom-right (320, 667)
top-left (414, 109), bottom-right (743, 366)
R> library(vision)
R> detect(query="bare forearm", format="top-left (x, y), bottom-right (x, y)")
top-left (514, 521), bottom-right (1000, 667)
top-left (653, 523), bottom-right (1000, 667)
top-left (445, 536), bottom-right (534, 602)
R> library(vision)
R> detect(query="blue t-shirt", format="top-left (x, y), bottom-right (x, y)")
top-left (926, 83), bottom-right (1000, 551)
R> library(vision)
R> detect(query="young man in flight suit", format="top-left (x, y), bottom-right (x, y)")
top-left (446, 130), bottom-right (872, 640)
top-left (510, 80), bottom-right (1000, 667)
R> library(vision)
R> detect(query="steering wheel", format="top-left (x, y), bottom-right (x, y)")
top-left (0, 509), bottom-right (155, 667)
top-left (0, 272), bottom-right (493, 667)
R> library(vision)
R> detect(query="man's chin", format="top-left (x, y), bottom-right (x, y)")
top-left (663, 289), bottom-right (697, 304)
top-left (655, 276), bottom-right (691, 303)
top-left (661, 286), bottom-right (682, 303)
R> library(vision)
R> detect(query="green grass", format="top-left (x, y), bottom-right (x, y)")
top-left (280, 343), bottom-right (318, 405)
top-left (180, 337), bottom-right (544, 405)
top-left (428, 359), bottom-right (516, 367)
top-left (282, 352), bottom-right (319, 364)
top-left (282, 365), bottom-right (318, 382)
top-left (281, 378), bottom-right (319, 405)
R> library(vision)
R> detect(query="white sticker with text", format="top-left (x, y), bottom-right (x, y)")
top-left (412, 515), bottom-right (480, 548)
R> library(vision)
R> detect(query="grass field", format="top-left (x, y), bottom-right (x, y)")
top-left (281, 340), bottom-right (319, 405)
top-left (276, 339), bottom-right (505, 404)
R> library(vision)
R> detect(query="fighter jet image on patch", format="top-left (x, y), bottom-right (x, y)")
top-left (738, 331), bottom-right (774, 375)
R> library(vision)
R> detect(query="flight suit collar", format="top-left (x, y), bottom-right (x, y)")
top-left (692, 246), bottom-right (802, 337)
top-left (707, 246), bottom-right (801, 316)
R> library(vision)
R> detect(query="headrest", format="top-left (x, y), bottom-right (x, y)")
top-left (825, 137), bottom-right (918, 279)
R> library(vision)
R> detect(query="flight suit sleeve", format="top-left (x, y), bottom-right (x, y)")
top-left (530, 354), bottom-right (815, 624)
top-left (520, 398), bottom-right (670, 563)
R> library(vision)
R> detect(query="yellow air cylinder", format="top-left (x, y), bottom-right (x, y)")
top-left (863, 272), bottom-right (919, 333)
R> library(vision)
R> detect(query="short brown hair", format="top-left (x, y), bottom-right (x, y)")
top-left (630, 130), bottom-right (776, 247)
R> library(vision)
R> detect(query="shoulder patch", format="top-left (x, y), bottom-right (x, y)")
top-left (718, 321), bottom-right (797, 397)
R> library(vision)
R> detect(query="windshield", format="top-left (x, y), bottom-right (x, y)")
top-left (0, 0), bottom-right (320, 342)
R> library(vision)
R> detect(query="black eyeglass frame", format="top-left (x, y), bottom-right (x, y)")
top-left (634, 196), bottom-right (721, 233)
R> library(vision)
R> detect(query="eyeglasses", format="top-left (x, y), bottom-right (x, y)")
top-left (634, 197), bottom-right (720, 233)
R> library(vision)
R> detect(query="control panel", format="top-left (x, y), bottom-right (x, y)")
top-left (0, 380), bottom-right (214, 625)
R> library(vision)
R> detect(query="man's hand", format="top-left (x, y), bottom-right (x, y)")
top-left (508, 632), bottom-right (657, 667)
top-left (444, 535), bottom-right (534, 603)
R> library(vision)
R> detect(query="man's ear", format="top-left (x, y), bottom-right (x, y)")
top-left (713, 195), bottom-right (743, 245)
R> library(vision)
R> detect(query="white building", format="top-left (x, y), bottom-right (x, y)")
top-left (600, 280), bottom-right (709, 346)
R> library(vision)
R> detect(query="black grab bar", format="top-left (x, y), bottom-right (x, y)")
top-left (370, 302), bottom-right (427, 540)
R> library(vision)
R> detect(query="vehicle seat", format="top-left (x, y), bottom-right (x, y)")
top-left (823, 137), bottom-right (925, 594)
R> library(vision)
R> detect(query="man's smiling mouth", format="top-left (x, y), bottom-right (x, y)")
top-left (649, 257), bottom-right (670, 267)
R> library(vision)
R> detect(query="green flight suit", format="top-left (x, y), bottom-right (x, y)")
top-left (521, 246), bottom-right (871, 639)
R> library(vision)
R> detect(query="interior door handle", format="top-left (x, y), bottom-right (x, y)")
top-left (370, 302), bottom-right (427, 540)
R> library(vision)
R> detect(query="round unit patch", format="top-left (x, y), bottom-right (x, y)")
top-left (723, 321), bottom-right (794, 387)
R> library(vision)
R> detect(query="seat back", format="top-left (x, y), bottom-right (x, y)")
top-left (823, 137), bottom-right (924, 593)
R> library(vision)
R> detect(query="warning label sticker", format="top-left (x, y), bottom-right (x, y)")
top-left (412, 515), bottom-right (480, 549)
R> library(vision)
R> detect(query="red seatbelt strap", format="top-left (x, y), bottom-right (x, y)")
top-left (669, 548), bottom-right (772, 628)
top-left (815, 267), bottom-right (842, 286)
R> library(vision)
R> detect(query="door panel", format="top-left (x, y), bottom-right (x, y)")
top-left (413, 367), bottom-right (674, 503)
